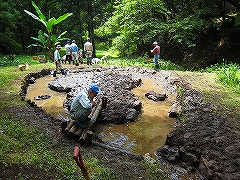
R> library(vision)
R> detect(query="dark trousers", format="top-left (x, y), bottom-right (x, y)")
top-left (65, 55), bottom-right (72, 64)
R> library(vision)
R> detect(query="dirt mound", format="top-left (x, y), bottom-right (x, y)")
top-left (156, 78), bottom-right (240, 180)
top-left (48, 68), bottom-right (142, 124)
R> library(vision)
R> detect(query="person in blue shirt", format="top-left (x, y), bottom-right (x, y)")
top-left (70, 84), bottom-right (101, 128)
top-left (70, 40), bottom-right (79, 64)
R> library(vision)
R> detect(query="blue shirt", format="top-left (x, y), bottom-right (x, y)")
top-left (70, 43), bottom-right (78, 52)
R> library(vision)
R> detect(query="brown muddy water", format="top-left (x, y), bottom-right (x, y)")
top-left (26, 76), bottom-right (176, 157)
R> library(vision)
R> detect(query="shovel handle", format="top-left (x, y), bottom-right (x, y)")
top-left (73, 146), bottom-right (90, 180)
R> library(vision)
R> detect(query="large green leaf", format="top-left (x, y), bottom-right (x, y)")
top-left (31, 1), bottom-right (46, 23)
top-left (24, 10), bottom-right (47, 27)
top-left (46, 18), bottom-right (57, 33)
top-left (57, 31), bottom-right (67, 39)
top-left (55, 13), bottom-right (73, 25)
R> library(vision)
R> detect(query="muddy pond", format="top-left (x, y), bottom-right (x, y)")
top-left (26, 68), bottom-right (177, 157)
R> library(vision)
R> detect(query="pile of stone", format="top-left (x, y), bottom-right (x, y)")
top-left (48, 68), bottom-right (142, 124)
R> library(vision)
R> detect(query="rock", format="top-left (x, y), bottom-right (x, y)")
top-left (125, 109), bottom-right (138, 121)
top-left (156, 145), bottom-right (180, 162)
top-left (145, 90), bottom-right (167, 101)
top-left (28, 77), bottom-right (36, 84)
top-left (179, 147), bottom-right (198, 164)
top-left (143, 153), bottom-right (156, 164)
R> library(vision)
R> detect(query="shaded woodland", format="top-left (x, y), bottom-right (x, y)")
top-left (1, 0), bottom-right (240, 69)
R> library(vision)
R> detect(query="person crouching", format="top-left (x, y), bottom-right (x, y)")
top-left (69, 84), bottom-right (100, 128)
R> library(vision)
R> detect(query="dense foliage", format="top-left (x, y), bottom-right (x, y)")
top-left (0, 0), bottom-right (239, 69)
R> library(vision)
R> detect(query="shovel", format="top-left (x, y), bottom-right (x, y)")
top-left (73, 146), bottom-right (90, 180)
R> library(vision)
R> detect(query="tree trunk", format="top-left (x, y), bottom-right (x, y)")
top-left (169, 103), bottom-right (181, 118)
top-left (87, 0), bottom-right (96, 57)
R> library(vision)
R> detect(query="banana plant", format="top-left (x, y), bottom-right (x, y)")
top-left (27, 30), bottom-right (48, 55)
top-left (24, 1), bottom-right (73, 61)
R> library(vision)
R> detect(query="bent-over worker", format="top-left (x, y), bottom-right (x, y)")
top-left (70, 84), bottom-right (100, 128)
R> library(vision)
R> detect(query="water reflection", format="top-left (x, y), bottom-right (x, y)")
top-left (97, 78), bottom-right (176, 156)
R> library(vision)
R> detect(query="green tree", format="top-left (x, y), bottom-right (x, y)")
top-left (96, 0), bottom-right (169, 56)
top-left (0, 0), bottom-right (22, 54)
top-left (24, 1), bottom-right (72, 60)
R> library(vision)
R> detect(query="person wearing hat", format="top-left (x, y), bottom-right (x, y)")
top-left (54, 44), bottom-right (63, 71)
top-left (69, 84), bottom-right (101, 128)
top-left (64, 40), bottom-right (72, 64)
top-left (84, 38), bottom-right (93, 65)
top-left (70, 40), bottom-right (79, 65)
top-left (150, 41), bottom-right (160, 69)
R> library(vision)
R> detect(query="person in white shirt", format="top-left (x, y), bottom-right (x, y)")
top-left (64, 41), bottom-right (72, 64)
top-left (70, 84), bottom-right (100, 128)
top-left (84, 38), bottom-right (93, 65)
top-left (54, 44), bottom-right (63, 71)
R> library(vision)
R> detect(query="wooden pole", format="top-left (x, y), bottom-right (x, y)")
top-left (68, 123), bottom-right (79, 139)
top-left (73, 146), bottom-right (90, 180)
top-left (63, 120), bottom-right (76, 135)
top-left (79, 100), bottom-right (102, 145)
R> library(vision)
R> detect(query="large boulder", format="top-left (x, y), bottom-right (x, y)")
top-left (48, 68), bottom-right (142, 124)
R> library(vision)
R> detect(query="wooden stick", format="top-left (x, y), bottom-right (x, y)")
top-left (79, 101), bottom-right (102, 145)
top-left (68, 123), bottom-right (79, 139)
top-left (63, 120), bottom-right (76, 135)
top-left (73, 146), bottom-right (90, 180)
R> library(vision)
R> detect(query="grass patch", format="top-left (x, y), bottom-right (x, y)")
top-left (0, 115), bottom-right (115, 179)
top-left (100, 56), bottom-right (184, 70)
top-left (141, 161), bottom-right (169, 179)
top-left (176, 66), bottom-right (240, 122)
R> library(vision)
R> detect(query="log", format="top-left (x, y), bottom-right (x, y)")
top-left (155, 92), bottom-right (167, 101)
top-left (74, 128), bottom-right (84, 137)
top-left (79, 101), bottom-right (103, 145)
top-left (58, 115), bottom-right (70, 134)
top-left (87, 105), bottom-right (97, 119)
top-left (63, 120), bottom-right (76, 135)
top-left (80, 131), bottom-right (93, 146)
top-left (169, 103), bottom-right (181, 118)
top-left (68, 123), bottom-right (79, 139)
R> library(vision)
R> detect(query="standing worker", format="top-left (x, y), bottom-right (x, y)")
top-left (150, 41), bottom-right (160, 69)
top-left (64, 40), bottom-right (72, 64)
top-left (70, 40), bottom-right (79, 65)
top-left (54, 44), bottom-right (63, 72)
top-left (84, 38), bottom-right (93, 65)
top-left (70, 84), bottom-right (101, 128)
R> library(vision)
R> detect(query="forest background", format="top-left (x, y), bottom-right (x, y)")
top-left (1, 0), bottom-right (240, 70)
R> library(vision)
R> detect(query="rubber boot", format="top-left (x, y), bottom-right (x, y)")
top-left (53, 70), bottom-right (57, 77)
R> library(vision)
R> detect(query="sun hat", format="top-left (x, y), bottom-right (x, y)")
top-left (153, 41), bottom-right (158, 45)
top-left (89, 84), bottom-right (100, 94)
